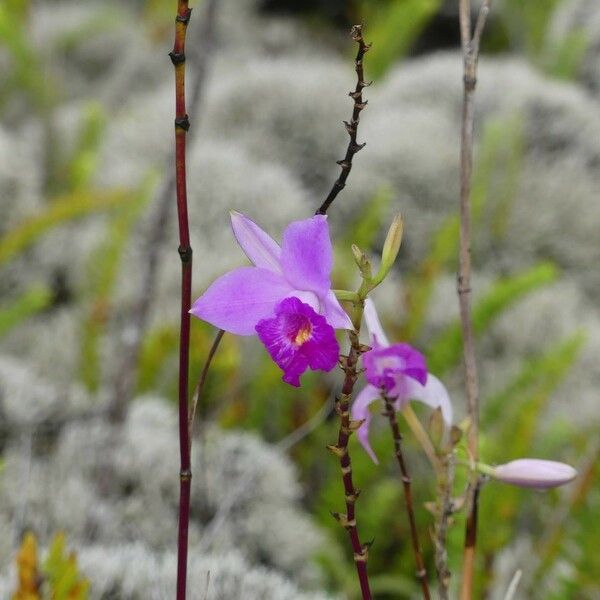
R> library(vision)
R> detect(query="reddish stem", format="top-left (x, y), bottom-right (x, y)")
top-left (171, 2), bottom-right (193, 599)
top-left (331, 330), bottom-right (372, 600)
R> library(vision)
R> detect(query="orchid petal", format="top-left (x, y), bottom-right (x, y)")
top-left (281, 215), bottom-right (332, 295)
top-left (190, 267), bottom-right (291, 335)
top-left (364, 298), bottom-right (390, 346)
top-left (363, 343), bottom-right (428, 392)
top-left (351, 384), bottom-right (382, 464)
top-left (230, 210), bottom-right (282, 273)
top-left (288, 289), bottom-right (320, 312)
top-left (322, 290), bottom-right (353, 330)
top-left (393, 373), bottom-right (453, 425)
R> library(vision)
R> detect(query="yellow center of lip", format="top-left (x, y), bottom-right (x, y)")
top-left (294, 324), bottom-right (312, 346)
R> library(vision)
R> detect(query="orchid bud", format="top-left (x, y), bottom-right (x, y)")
top-left (351, 244), bottom-right (372, 279)
top-left (428, 407), bottom-right (445, 450)
top-left (492, 459), bottom-right (577, 490)
top-left (371, 214), bottom-right (403, 287)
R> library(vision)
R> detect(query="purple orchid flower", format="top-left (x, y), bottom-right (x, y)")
top-left (190, 211), bottom-right (352, 386)
top-left (351, 298), bottom-right (453, 463)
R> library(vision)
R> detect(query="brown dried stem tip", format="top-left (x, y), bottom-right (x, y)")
top-left (316, 25), bottom-right (371, 215)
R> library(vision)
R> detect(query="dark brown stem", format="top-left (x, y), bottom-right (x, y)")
top-left (457, 3), bottom-right (492, 599)
top-left (111, 0), bottom-right (218, 421)
top-left (171, 2), bottom-right (193, 599)
top-left (188, 328), bottom-right (225, 443)
top-left (316, 25), bottom-right (371, 215)
top-left (383, 396), bottom-right (431, 599)
top-left (329, 328), bottom-right (372, 600)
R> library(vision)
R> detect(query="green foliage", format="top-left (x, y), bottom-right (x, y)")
top-left (0, 285), bottom-right (53, 339)
top-left (11, 532), bottom-right (89, 600)
top-left (0, 189), bottom-right (135, 266)
top-left (499, 0), bottom-right (563, 58)
top-left (79, 178), bottom-right (155, 392)
top-left (474, 332), bottom-right (585, 586)
top-left (400, 114), bottom-right (523, 340)
top-left (482, 331), bottom-right (585, 434)
top-left (64, 104), bottom-right (107, 193)
top-left (137, 319), bottom-right (240, 408)
top-left (360, 0), bottom-right (443, 78)
top-left (427, 262), bottom-right (558, 374)
top-left (497, 0), bottom-right (589, 81)
top-left (0, 1), bottom-right (54, 112)
top-left (43, 533), bottom-right (89, 600)
top-left (547, 29), bottom-right (589, 80)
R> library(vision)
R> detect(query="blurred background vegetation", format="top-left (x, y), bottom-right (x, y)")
top-left (1, 0), bottom-right (599, 598)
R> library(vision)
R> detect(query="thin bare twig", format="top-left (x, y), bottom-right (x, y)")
top-left (316, 25), bottom-right (371, 215)
top-left (111, 0), bottom-right (218, 421)
top-left (188, 328), bottom-right (225, 444)
top-left (457, 2), bottom-right (493, 599)
top-left (383, 396), bottom-right (431, 599)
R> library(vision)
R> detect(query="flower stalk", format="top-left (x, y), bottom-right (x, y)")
top-left (170, 2), bottom-right (193, 598)
top-left (383, 395), bottom-right (431, 599)
top-left (331, 310), bottom-right (372, 600)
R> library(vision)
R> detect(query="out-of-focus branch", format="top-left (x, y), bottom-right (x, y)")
top-left (457, 2), bottom-right (493, 599)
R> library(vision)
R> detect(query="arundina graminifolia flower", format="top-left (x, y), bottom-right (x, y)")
top-left (491, 459), bottom-right (577, 490)
top-left (190, 211), bottom-right (352, 386)
top-left (351, 298), bottom-right (453, 463)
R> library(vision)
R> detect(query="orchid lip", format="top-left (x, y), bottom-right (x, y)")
top-left (256, 296), bottom-right (340, 387)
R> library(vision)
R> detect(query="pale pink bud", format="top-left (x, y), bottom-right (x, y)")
top-left (492, 459), bottom-right (577, 489)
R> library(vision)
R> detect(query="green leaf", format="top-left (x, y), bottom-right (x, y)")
top-left (79, 178), bottom-right (155, 391)
top-left (482, 331), bottom-right (585, 435)
top-left (0, 188), bottom-right (133, 266)
top-left (546, 30), bottom-right (589, 81)
top-left (428, 262), bottom-right (558, 374)
top-left (400, 114), bottom-right (523, 340)
top-left (43, 532), bottom-right (90, 600)
top-left (361, 0), bottom-right (443, 78)
top-left (65, 103), bottom-right (107, 193)
top-left (0, 285), bottom-right (52, 339)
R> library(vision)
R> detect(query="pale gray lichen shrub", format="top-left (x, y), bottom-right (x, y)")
top-left (28, 1), bottom-right (165, 108)
top-left (479, 278), bottom-right (600, 427)
top-left (77, 543), bottom-right (336, 600)
top-left (0, 397), bottom-right (329, 593)
top-left (351, 53), bottom-right (600, 293)
top-left (0, 354), bottom-right (92, 423)
top-left (203, 56), bottom-right (350, 192)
